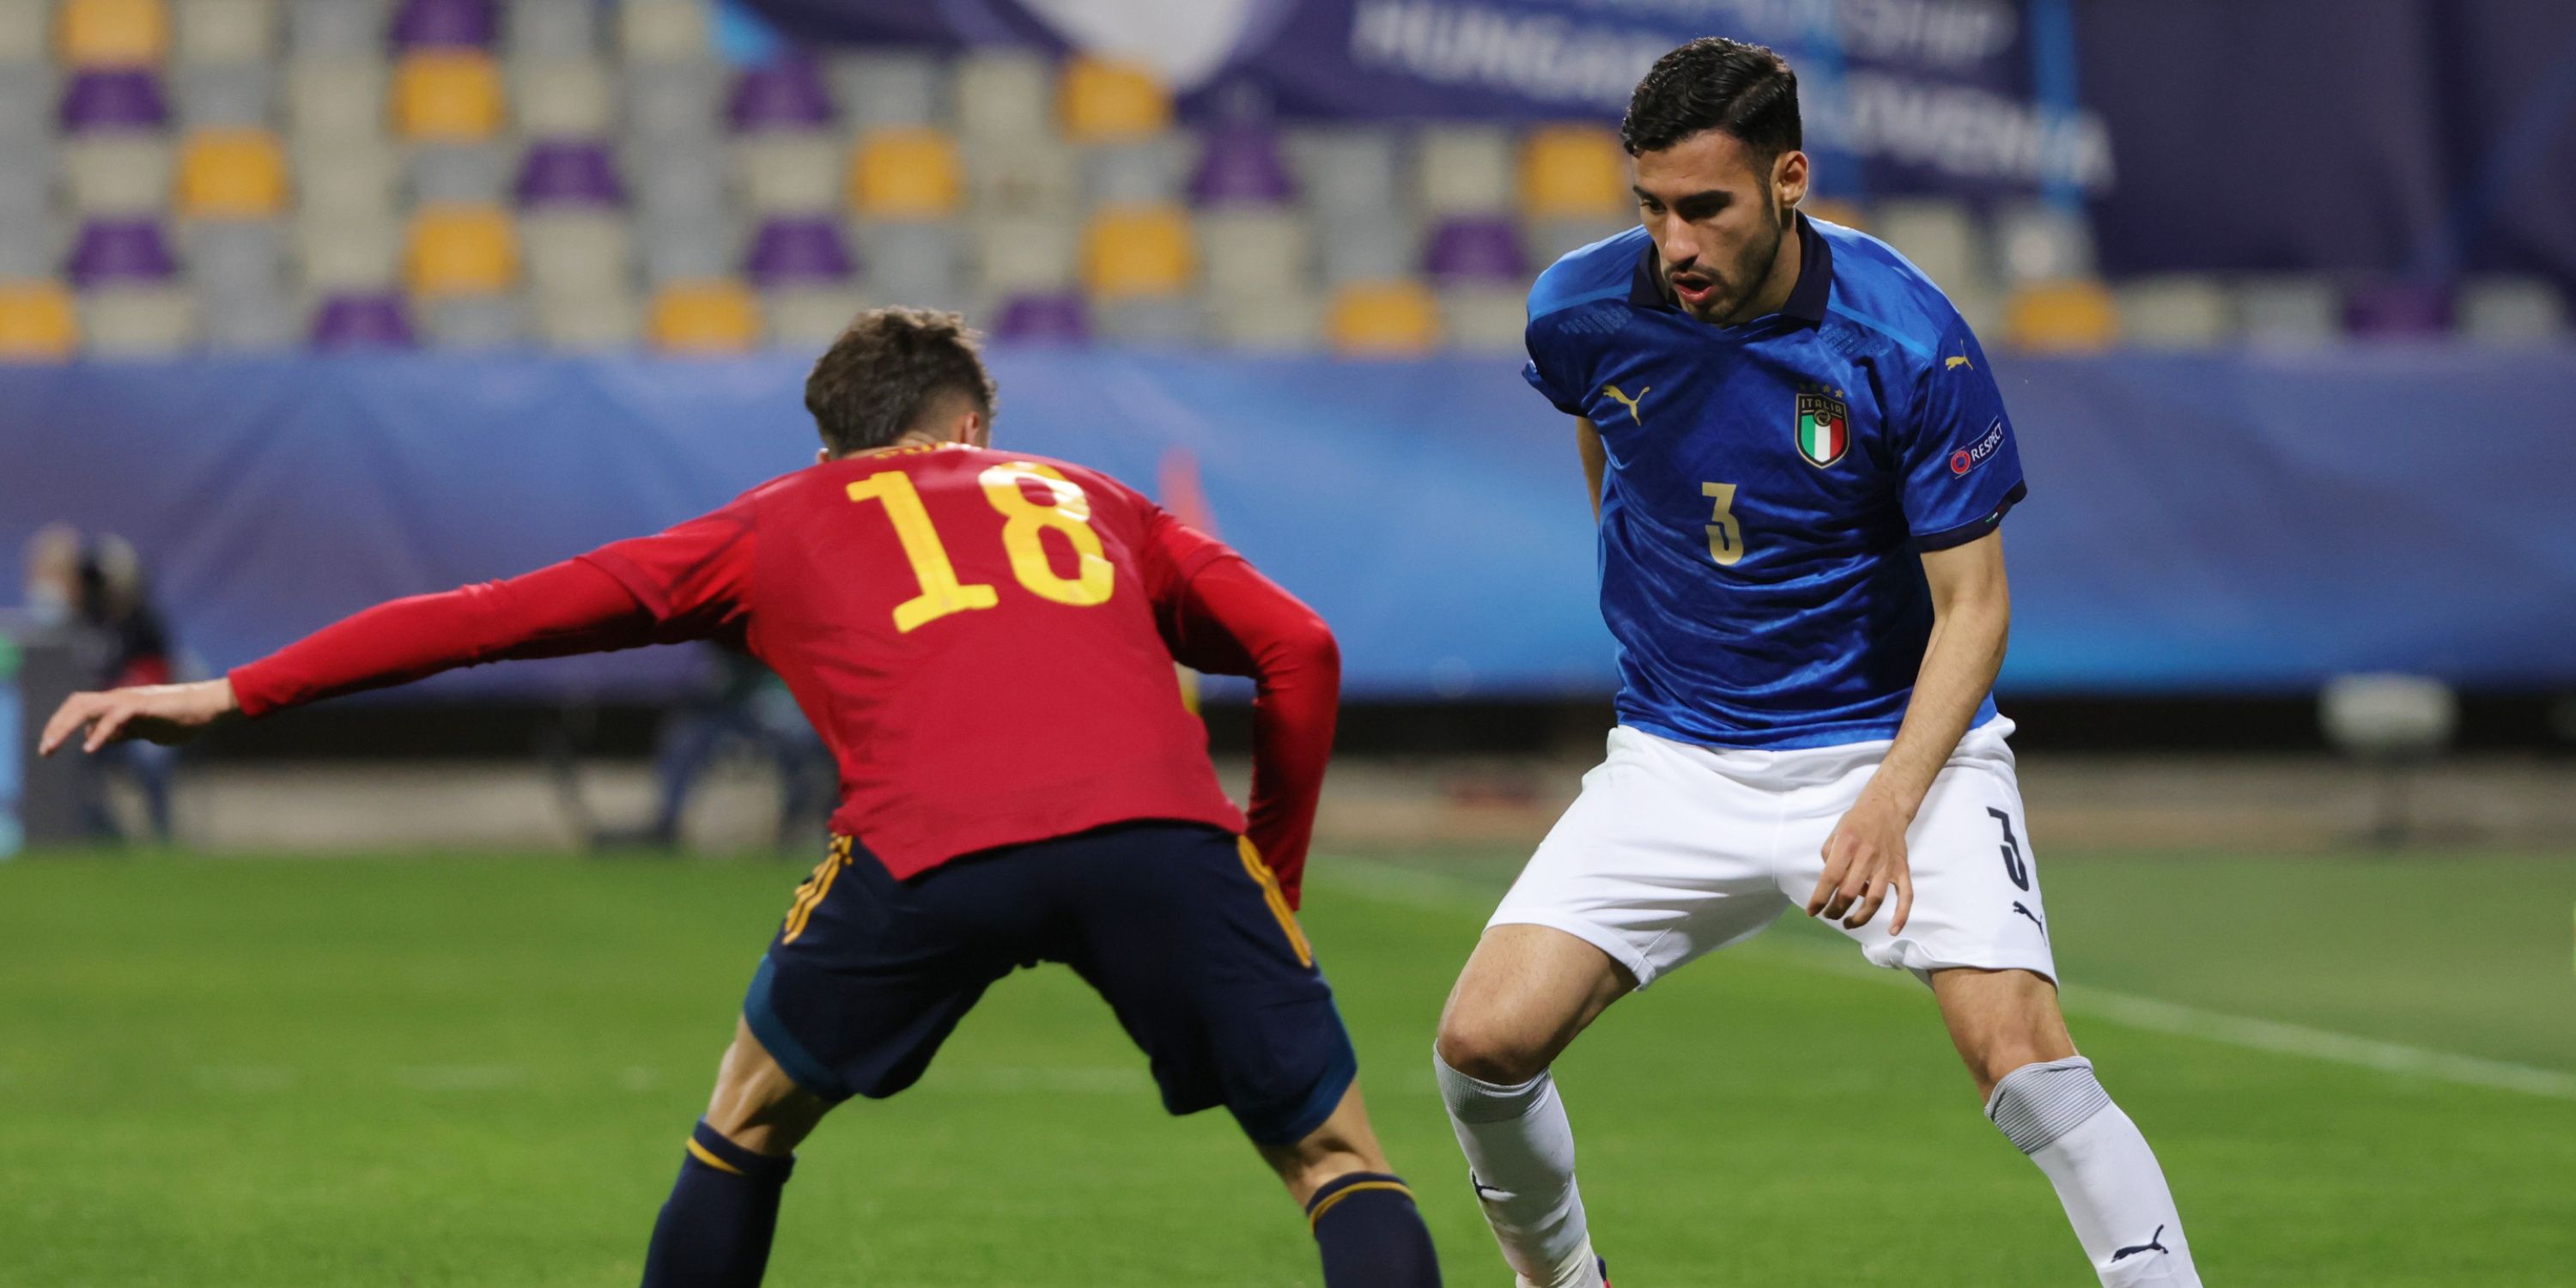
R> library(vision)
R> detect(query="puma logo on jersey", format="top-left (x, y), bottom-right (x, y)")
top-left (1601, 384), bottom-right (1650, 425)
top-left (2111, 1225), bottom-right (2169, 1261)
top-left (1945, 355), bottom-right (1972, 370)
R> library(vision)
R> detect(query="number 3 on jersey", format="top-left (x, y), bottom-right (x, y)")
top-left (1701, 481), bottom-right (1747, 568)
top-left (847, 462), bottom-right (1115, 633)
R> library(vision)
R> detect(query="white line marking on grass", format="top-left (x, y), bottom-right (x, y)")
top-left (393, 1064), bottom-right (528, 1091)
top-left (1315, 860), bottom-right (2576, 1103)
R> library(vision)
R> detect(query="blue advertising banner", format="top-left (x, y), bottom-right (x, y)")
top-left (4, 348), bottom-right (2573, 701)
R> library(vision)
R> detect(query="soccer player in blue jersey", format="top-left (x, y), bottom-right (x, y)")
top-left (1430, 39), bottom-right (2202, 1288)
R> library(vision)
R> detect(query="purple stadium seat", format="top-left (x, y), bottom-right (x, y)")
top-left (59, 70), bottom-right (169, 133)
top-left (310, 293), bottom-right (418, 348)
top-left (1423, 216), bottom-right (1528, 284)
top-left (67, 219), bottom-right (179, 287)
top-left (989, 292), bottom-right (1091, 343)
top-left (515, 139), bottom-right (625, 208)
top-left (390, 0), bottom-right (498, 50)
top-left (726, 58), bottom-right (834, 134)
top-left (1188, 123), bottom-right (1297, 207)
top-left (744, 216), bottom-right (855, 285)
top-left (2344, 280), bottom-right (2455, 337)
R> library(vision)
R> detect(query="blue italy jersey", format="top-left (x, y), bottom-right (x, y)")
top-left (1524, 215), bottom-right (2026, 750)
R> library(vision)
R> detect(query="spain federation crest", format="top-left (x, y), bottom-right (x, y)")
top-left (1794, 392), bottom-right (1850, 468)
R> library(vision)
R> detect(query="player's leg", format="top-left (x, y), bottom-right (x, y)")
top-left (641, 1018), bottom-right (830, 1288)
top-left (1437, 727), bottom-right (1789, 1288)
top-left (1935, 969), bottom-right (2202, 1287)
top-left (1254, 1081), bottom-right (1442, 1288)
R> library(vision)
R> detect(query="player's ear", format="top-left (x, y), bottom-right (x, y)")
top-left (816, 447), bottom-right (831, 465)
top-left (1774, 149), bottom-right (1809, 217)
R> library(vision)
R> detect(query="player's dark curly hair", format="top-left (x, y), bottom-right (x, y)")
top-left (805, 307), bottom-right (999, 456)
top-left (1619, 37), bottom-right (1801, 160)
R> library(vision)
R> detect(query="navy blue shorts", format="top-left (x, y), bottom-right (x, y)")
top-left (741, 821), bottom-right (1357, 1146)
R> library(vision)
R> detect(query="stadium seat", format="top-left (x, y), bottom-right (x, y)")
top-left (60, 67), bottom-right (170, 132)
top-left (505, 0), bottom-right (596, 58)
top-left (631, 143), bottom-right (728, 221)
top-left (1873, 198), bottom-right (1984, 295)
top-left (2115, 276), bottom-right (2233, 349)
top-left (638, 211), bottom-right (738, 285)
top-left (744, 215), bottom-right (854, 289)
top-left (618, 0), bottom-right (708, 64)
top-left (829, 51), bottom-right (942, 129)
top-left (1082, 135), bottom-right (1190, 207)
top-left (1993, 201), bottom-right (2097, 285)
top-left (1288, 127), bottom-right (1401, 217)
top-left (2001, 279), bottom-right (2117, 351)
top-left (533, 287), bottom-right (641, 349)
top-left (2459, 276), bottom-right (2567, 343)
top-left (1080, 204), bottom-right (1193, 301)
top-left (174, 0), bottom-right (276, 64)
top-left (409, 141), bottom-right (515, 204)
top-left (1198, 208), bottom-right (1309, 300)
top-left (307, 289), bottom-right (414, 346)
top-left (951, 49), bottom-right (1050, 143)
top-left (284, 57), bottom-right (385, 142)
top-left (1210, 289), bottom-right (1323, 350)
top-left (295, 137), bottom-right (398, 218)
top-left (387, 0), bottom-right (494, 52)
top-left (66, 218), bottom-right (180, 289)
top-left (80, 286), bottom-right (197, 352)
top-left (0, 68), bottom-right (56, 147)
top-left (519, 210), bottom-right (628, 298)
top-left (1518, 124), bottom-right (1625, 218)
top-left (287, 0), bottom-right (385, 56)
top-left (404, 202), bottom-right (516, 296)
top-left (175, 127), bottom-right (288, 217)
top-left (0, 282), bottom-right (80, 361)
top-left (845, 127), bottom-right (960, 219)
top-left (988, 290), bottom-right (1090, 343)
top-left (1094, 296), bottom-right (1205, 345)
top-left (726, 58), bottom-right (833, 135)
top-left (296, 211), bottom-right (401, 289)
top-left (970, 214), bottom-right (1078, 297)
top-left (2343, 280), bottom-right (2452, 337)
top-left (1058, 56), bottom-right (1168, 142)
top-left (1315, 210), bottom-right (1419, 286)
top-left (196, 280), bottom-right (297, 348)
top-left (64, 136), bottom-right (173, 214)
top-left (1525, 215), bottom-right (1634, 264)
top-left (2234, 276), bottom-right (2340, 347)
top-left (648, 278), bottom-right (759, 351)
top-left (0, 204), bottom-right (61, 281)
top-left (855, 220), bottom-right (962, 313)
top-left (766, 284), bottom-right (866, 346)
top-left (622, 58), bottom-right (722, 144)
top-left (1423, 215), bottom-right (1527, 285)
top-left (421, 295), bottom-right (523, 347)
top-left (514, 139), bottom-right (622, 208)
top-left (184, 217), bottom-right (283, 294)
top-left (173, 62), bottom-right (272, 127)
top-left (58, 0), bottom-right (170, 68)
top-left (1414, 125), bottom-right (1514, 216)
top-left (1801, 197), bottom-right (1868, 230)
top-left (1326, 280), bottom-right (1438, 355)
top-left (1439, 284), bottom-right (1528, 351)
top-left (511, 58), bottom-right (611, 136)
top-left (1188, 122), bottom-right (1296, 207)
top-left (394, 49), bottom-right (503, 141)
top-left (964, 136), bottom-right (1078, 217)
top-left (736, 134), bottom-right (841, 214)
top-left (0, 2), bottom-right (44, 62)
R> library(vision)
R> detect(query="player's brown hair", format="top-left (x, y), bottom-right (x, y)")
top-left (805, 307), bottom-right (999, 456)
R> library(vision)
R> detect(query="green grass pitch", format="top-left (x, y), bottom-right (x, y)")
top-left (4, 846), bottom-right (2573, 1285)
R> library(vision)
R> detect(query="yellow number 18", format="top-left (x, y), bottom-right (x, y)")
top-left (846, 464), bottom-right (1118, 633)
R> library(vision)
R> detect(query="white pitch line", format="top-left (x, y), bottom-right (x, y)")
top-left (1313, 860), bottom-right (2576, 1103)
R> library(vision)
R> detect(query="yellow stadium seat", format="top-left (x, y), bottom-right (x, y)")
top-left (0, 283), bottom-right (80, 361)
top-left (2003, 278), bottom-right (2118, 352)
top-left (1519, 125), bottom-right (1626, 217)
top-left (405, 204), bottom-right (518, 297)
top-left (58, 0), bottom-right (168, 67)
top-left (649, 279), bottom-right (761, 353)
top-left (395, 51), bottom-right (506, 142)
top-left (1081, 204), bottom-right (1193, 300)
top-left (1058, 56), bottom-right (1169, 142)
top-left (1801, 197), bottom-right (1869, 231)
top-left (1327, 280), bottom-right (1439, 355)
top-left (176, 129), bottom-right (289, 218)
top-left (847, 127), bottom-right (963, 218)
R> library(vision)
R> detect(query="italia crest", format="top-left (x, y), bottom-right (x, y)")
top-left (1795, 392), bottom-right (1849, 468)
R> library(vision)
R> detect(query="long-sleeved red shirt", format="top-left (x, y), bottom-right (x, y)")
top-left (232, 445), bottom-right (1338, 902)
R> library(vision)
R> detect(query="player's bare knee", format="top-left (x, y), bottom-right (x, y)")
top-left (1434, 1015), bottom-right (1554, 1085)
top-left (702, 1022), bottom-right (829, 1155)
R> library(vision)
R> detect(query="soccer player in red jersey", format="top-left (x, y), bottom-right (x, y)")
top-left (42, 309), bottom-right (1443, 1288)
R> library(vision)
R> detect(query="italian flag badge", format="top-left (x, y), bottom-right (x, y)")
top-left (1795, 392), bottom-right (1850, 468)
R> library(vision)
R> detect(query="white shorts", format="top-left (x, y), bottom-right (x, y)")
top-left (1490, 719), bottom-right (2056, 987)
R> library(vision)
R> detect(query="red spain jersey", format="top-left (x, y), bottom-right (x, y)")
top-left (577, 444), bottom-right (1245, 878)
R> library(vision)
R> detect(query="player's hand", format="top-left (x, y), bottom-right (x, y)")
top-left (39, 678), bottom-right (240, 756)
top-left (1808, 788), bottom-right (1914, 933)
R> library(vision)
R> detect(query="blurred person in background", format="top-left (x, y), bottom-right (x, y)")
top-left (20, 524), bottom-right (84, 630)
top-left (602, 645), bottom-right (836, 851)
top-left (71, 533), bottom-right (179, 844)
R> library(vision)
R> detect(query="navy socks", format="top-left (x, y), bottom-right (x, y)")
top-left (1306, 1171), bottom-right (1443, 1286)
top-left (640, 1120), bottom-right (795, 1288)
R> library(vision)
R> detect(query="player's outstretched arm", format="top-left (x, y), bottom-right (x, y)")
top-left (1809, 529), bottom-right (2013, 932)
top-left (1159, 552), bottom-right (1340, 908)
top-left (41, 558), bottom-right (659, 756)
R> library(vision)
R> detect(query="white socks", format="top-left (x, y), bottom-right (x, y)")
top-left (1433, 1051), bottom-right (1603, 1288)
top-left (1988, 1058), bottom-right (2202, 1287)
